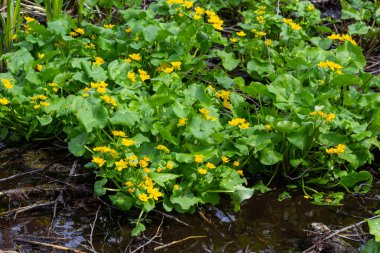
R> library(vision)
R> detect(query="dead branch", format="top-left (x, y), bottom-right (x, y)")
top-left (0, 169), bottom-right (44, 183)
top-left (14, 238), bottom-right (86, 253)
top-left (154, 235), bottom-right (207, 251)
top-left (152, 209), bottom-right (191, 227)
top-left (0, 201), bottom-right (54, 219)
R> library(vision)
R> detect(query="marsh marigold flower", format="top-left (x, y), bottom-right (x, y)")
top-left (206, 162), bottom-right (216, 169)
top-left (326, 144), bottom-right (346, 155)
top-left (36, 64), bottom-right (43, 72)
top-left (177, 118), bottom-right (187, 127)
top-left (94, 57), bottom-right (105, 65)
top-left (194, 154), bottom-right (204, 163)
top-left (122, 138), bottom-right (135, 147)
top-left (112, 130), bottom-right (126, 137)
top-left (104, 24), bottom-right (115, 29)
top-left (0, 98), bottom-right (9, 105)
top-left (138, 193), bottom-right (149, 202)
top-left (236, 31), bottom-right (246, 37)
top-left (221, 156), bottom-right (229, 163)
top-left (92, 157), bottom-right (106, 167)
top-left (129, 53), bottom-right (141, 61)
top-left (198, 168), bottom-right (207, 174)
top-left (1, 79), bottom-right (13, 89)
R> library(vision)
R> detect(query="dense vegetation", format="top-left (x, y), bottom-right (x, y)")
top-left (0, 0), bottom-right (379, 236)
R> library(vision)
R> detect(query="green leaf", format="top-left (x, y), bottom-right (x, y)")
top-left (131, 223), bottom-right (146, 237)
top-left (214, 50), bottom-right (240, 71)
top-left (109, 109), bottom-right (139, 127)
top-left (277, 191), bottom-right (291, 201)
top-left (94, 178), bottom-right (107, 196)
top-left (109, 193), bottom-right (133, 211)
top-left (37, 115), bottom-right (52, 126)
top-left (348, 22), bottom-right (370, 35)
top-left (259, 148), bottom-right (283, 165)
top-left (253, 180), bottom-right (271, 193)
top-left (368, 218), bottom-right (380, 242)
top-left (362, 240), bottom-right (380, 253)
top-left (340, 171), bottom-right (373, 190)
top-left (150, 173), bottom-right (180, 187)
top-left (170, 194), bottom-right (200, 210)
top-left (143, 25), bottom-right (159, 42)
top-left (175, 153), bottom-right (194, 163)
top-left (68, 133), bottom-right (88, 157)
top-left (275, 121), bottom-right (299, 132)
top-left (247, 58), bottom-right (273, 75)
top-left (77, 105), bottom-right (108, 132)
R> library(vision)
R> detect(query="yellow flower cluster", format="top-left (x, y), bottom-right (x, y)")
top-left (30, 94), bottom-right (49, 109)
top-left (1, 79), bottom-right (13, 89)
top-left (310, 110), bottom-right (335, 123)
top-left (90, 80), bottom-right (108, 94)
top-left (199, 108), bottom-right (217, 121)
top-left (317, 61), bottom-right (343, 75)
top-left (326, 144), bottom-right (346, 155)
top-left (70, 28), bottom-right (85, 37)
top-left (104, 24), bottom-right (115, 29)
top-left (236, 31), bottom-right (246, 37)
top-left (93, 146), bottom-right (118, 157)
top-left (206, 10), bottom-right (223, 30)
top-left (138, 176), bottom-right (163, 201)
top-left (254, 6), bottom-right (266, 24)
top-left (194, 154), bottom-right (204, 163)
top-left (157, 61), bottom-right (182, 73)
top-left (156, 144), bottom-right (170, 153)
top-left (215, 90), bottom-right (231, 109)
top-left (228, 118), bottom-right (250, 129)
top-left (101, 95), bottom-right (117, 107)
top-left (112, 130), bottom-right (126, 137)
top-left (283, 18), bottom-right (302, 30)
top-left (122, 138), bottom-right (136, 147)
top-left (327, 34), bottom-right (357, 46)
top-left (193, 6), bottom-right (204, 20)
top-left (128, 72), bottom-right (136, 83)
top-left (48, 82), bottom-right (59, 92)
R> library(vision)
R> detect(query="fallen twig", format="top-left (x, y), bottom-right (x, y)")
top-left (152, 209), bottom-right (191, 227)
top-left (0, 168), bottom-right (44, 183)
top-left (197, 209), bottom-right (213, 225)
top-left (14, 238), bottom-right (86, 253)
top-left (88, 206), bottom-right (101, 252)
top-left (154, 235), bottom-right (207, 251)
top-left (0, 201), bottom-right (55, 219)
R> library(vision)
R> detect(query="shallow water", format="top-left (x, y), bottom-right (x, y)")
top-left (0, 147), bottom-right (379, 252)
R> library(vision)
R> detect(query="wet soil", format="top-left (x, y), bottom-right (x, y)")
top-left (0, 144), bottom-right (379, 253)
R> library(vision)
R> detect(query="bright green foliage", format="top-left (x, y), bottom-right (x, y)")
top-left (0, 0), bottom-right (378, 226)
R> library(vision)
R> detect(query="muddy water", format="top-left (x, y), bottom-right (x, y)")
top-left (0, 148), bottom-right (379, 252)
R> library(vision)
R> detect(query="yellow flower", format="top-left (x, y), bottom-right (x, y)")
top-left (194, 154), bottom-right (204, 163)
top-left (139, 160), bottom-right (149, 168)
top-left (194, 6), bottom-right (205, 15)
top-left (92, 157), bottom-right (106, 167)
top-left (40, 101), bottom-right (50, 107)
top-left (256, 15), bottom-right (265, 24)
top-left (36, 64), bottom-right (43, 72)
top-left (93, 146), bottom-right (111, 153)
top-left (233, 161), bottom-right (240, 167)
top-left (75, 28), bottom-right (85, 35)
top-left (307, 5), bottom-right (315, 10)
top-left (194, 14), bottom-right (202, 20)
top-left (156, 167), bottom-right (163, 173)
top-left (265, 124), bottom-right (272, 131)
top-left (38, 53), bottom-right (45, 59)
top-left (104, 24), bottom-right (115, 29)
top-left (221, 156), bottom-right (229, 163)
top-left (171, 61), bottom-right (182, 70)
top-left (0, 98), bottom-right (9, 105)
top-left (125, 58), bottom-right (132, 63)
top-left (122, 138), bottom-right (135, 147)
top-left (326, 144), bottom-right (346, 155)
top-left (70, 31), bottom-right (78, 37)
top-left (24, 16), bottom-right (35, 23)
top-left (156, 145), bottom-right (170, 153)
top-left (147, 188), bottom-right (162, 200)
top-left (256, 31), bottom-right (266, 37)
top-left (228, 118), bottom-right (246, 127)
top-left (1, 79), bottom-right (13, 89)
top-left (128, 72), bottom-right (136, 83)
top-left (125, 181), bottom-right (133, 187)
top-left (166, 162), bottom-right (173, 169)
top-left (173, 184), bottom-right (180, 190)
top-left (198, 168), bottom-right (207, 174)
top-left (215, 90), bottom-right (231, 100)
top-left (34, 104), bottom-right (41, 109)
top-left (138, 69), bottom-right (150, 82)
top-left (318, 61), bottom-right (343, 73)
top-left (112, 130), bottom-right (126, 137)
top-left (129, 53), bottom-right (141, 61)
top-left (125, 28), bottom-right (132, 33)
top-left (237, 170), bottom-right (244, 176)
top-left (128, 188), bottom-right (135, 193)
top-left (101, 95), bottom-right (117, 107)
top-left (290, 23), bottom-right (302, 30)
top-left (177, 118), bottom-right (187, 127)
top-left (265, 39), bottom-right (272, 46)
top-left (138, 193), bottom-right (149, 202)
top-left (230, 38), bottom-right (238, 43)
top-left (206, 162), bottom-right (216, 169)
top-left (236, 31), bottom-right (246, 37)
top-left (239, 122), bottom-right (250, 129)
top-left (115, 159), bottom-right (128, 171)
top-left (162, 67), bottom-right (174, 73)
top-left (183, 1), bottom-right (194, 8)
top-left (94, 57), bottom-right (105, 65)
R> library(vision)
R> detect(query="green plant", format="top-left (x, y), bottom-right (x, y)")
top-left (43, 0), bottom-right (63, 20)
top-left (0, 0), bottom-right (378, 235)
